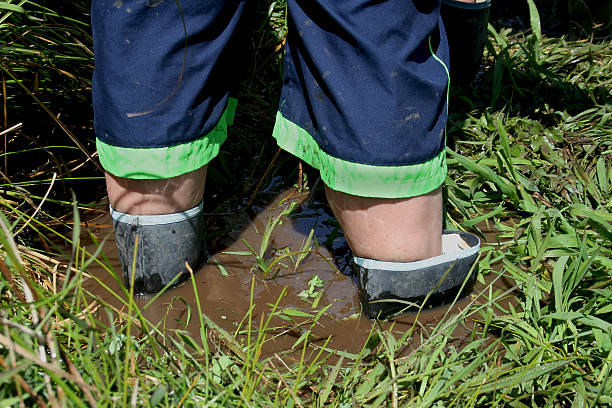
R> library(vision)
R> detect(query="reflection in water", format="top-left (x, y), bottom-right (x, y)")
top-left (83, 187), bottom-right (514, 360)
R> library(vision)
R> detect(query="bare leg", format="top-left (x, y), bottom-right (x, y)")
top-left (106, 166), bottom-right (208, 293)
top-left (106, 165), bottom-right (208, 215)
top-left (325, 186), bottom-right (442, 262)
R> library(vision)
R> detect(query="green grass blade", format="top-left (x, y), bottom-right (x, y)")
top-left (447, 148), bottom-right (519, 201)
top-left (475, 358), bottom-right (574, 394)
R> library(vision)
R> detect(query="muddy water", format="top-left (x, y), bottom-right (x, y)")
top-left (82, 186), bottom-right (514, 361)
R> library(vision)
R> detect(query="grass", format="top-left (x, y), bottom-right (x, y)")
top-left (1, 0), bottom-right (611, 406)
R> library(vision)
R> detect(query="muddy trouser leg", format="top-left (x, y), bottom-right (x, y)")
top-left (91, 0), bottom-right (245, 292)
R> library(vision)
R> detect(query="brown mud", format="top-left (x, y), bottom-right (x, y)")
top-left (81, 185), bottom-right (515, 363)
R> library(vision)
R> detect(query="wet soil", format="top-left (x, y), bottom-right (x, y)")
top-left (81, 185), bottom-right (516, 362)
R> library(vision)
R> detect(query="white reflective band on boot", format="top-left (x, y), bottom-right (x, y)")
top-left (353, 233), bottom-right (480, 272)
top-left (110, 201), bottom-right (204, 226)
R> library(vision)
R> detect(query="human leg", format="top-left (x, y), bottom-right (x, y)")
top-left (275, 0), bottom-right (479, 317)
top-left (276, 0), bottom-right (449, 260)
top-left (441, 0), bottom-right (492, 86)
top-left (105, 166), bottom-right (207, 216)
top-left (105, 167), bottom-right (208, 293)
top-left (91, 0), bottom-right (244, 292)
top-left (325, 187), bottom-right (442, 262)
top-left (105, 168), bottom-right (208, 293)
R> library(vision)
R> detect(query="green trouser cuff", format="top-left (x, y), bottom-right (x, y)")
top-left (97, 98), bottom-right (237, 179)
top-left (272, 112), bottom-right (447, 198)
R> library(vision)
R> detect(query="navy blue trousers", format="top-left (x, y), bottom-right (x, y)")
top-left (93, 0), bottom-right (450, 197)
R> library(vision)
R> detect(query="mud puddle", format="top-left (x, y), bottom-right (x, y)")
top-left (81, 186), bottom-right (515, 363)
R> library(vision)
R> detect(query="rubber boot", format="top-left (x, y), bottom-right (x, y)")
top-left (111, 201), bottom-right (206, 294)
top-left (354, 230), bottom-right (480, 319)
top-left (441, 0), bottom-right (492, 85)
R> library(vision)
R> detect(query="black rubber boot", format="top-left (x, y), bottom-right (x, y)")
top-left (441, 0), bottom-right (491, 85)
top-left (354, 230), bottom-right (480, 319)
top-left (111, 202), bottom-right (206, 294)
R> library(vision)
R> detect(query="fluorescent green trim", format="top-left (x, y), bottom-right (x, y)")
top-left (97, 98), bottom-right (237, 179)
top-left (429, 33), bottom-right (451, 144)
top-left (428, 36), bottom-right (450, 110)
top-left (272, 112), bottom-right (446, 198)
